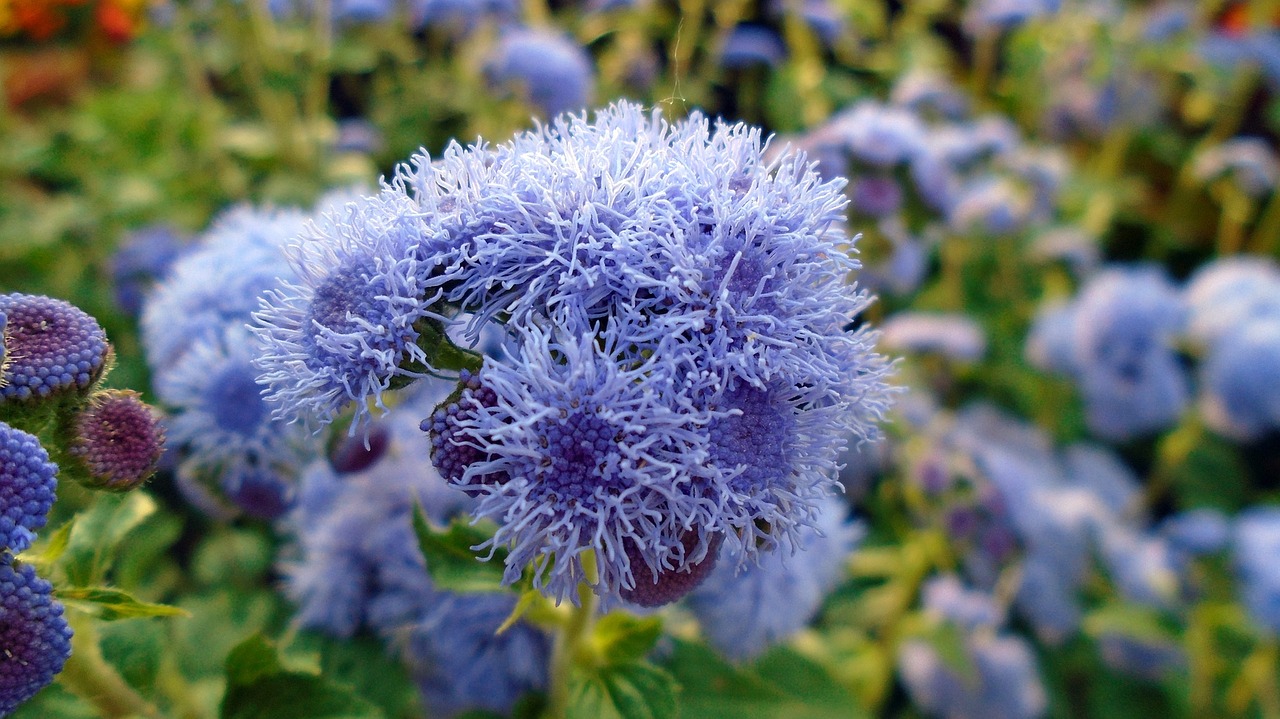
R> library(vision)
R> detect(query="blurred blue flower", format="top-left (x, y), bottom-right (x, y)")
top-left (141, 204), bottom-right (304, 373)
top-left (880, 312), bottom-right (987, 361)
top-left (1234, 507), bottom-right (1280, 634)
top-left (1161, 508), bottom-right (1231, 556)
top-left (1070, 266), bottom-right (1189, 441)
top-left (963, 0), bottom-right (1061, 35)
top-left (1184, 255), bottom-right (1280, 348)
top-left (720, 25), bottom-right (788, 69)
top-left (158, 327), bottom-right (320, 516)
top-left (1193, 137), bottom-right (1280, 197)
top-left (899, 630), bottom-right (1047, 719)
top-left (487, 29), bottom-right (594, 118)
top-left (111, 225), bottom-right (188, 317)
top-left (686, 495), bottom-right (862, 661)
top-left (1200, 317), bottom-right (1280, 440)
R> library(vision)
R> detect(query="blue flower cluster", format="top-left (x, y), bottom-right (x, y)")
top-left (906, 404), bottom-right (1187, 655)
top-left (782, 79), bottom-right (1069, 297)
top-left (256, 102), bottom-right (895, 605)
top-left (142, 203), bottom-right (333, 518)
top-left (685, 494), bottom-right (864, 660)
top-left (898, 575), bottom-right (1047, 719)
top-left (1028, 255), bottom-right (1280, 442)
top-left (281, 384), bottom-right (548, 717)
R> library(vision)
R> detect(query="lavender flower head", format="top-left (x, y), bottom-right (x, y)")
top-left (685, 495), bottom-right (863, 661)
top-left (899, 577), bottom-right (1048, 719)
top-left (1235, 507), bottom-right (1280, 634)
top-left (389, 103), bottom-right (890, 603)
top-left (486, 29), bottom-right (594, 119)
top-left (430, 323), bottom-right (717, 601)
top-left (0, 423), bottom-right (57, 554)
top-left (1192, 138), bottom-right (1280, 197)
top-left (141, 205), bottom-right (304, 373)
top-left (1200, 317), bottom-right (1280, 441)
top-left (880, 312), bottom-right (987, 361)
top-left (253, 191), bottom-right (445, 429)
top-left (1069, 266), bottom-right (1189, 440)
top-left (0, 559), bottom-right (73, 716)
top-left (0, 293), bottom-right (108, 403)
top-left (158, 326), bottom-right (319, 514)
top-left (1184, 256), bottom-right (1280, 348)
top-left (110, 224), bottom-right (188, 317)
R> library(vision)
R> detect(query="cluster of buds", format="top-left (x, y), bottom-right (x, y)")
top-left (0, 292), bottom-right (165, 711)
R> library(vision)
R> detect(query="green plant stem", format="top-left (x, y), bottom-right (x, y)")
top-left (545, 559), bottom-right (599, 719)
top-left (59, 614), bottom-right (162, 719)
top-left (1250, 186), bottom-right (1280, 256)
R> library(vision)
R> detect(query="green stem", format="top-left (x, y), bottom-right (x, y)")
top-left (545, 556), bottom-right (599, 719)
top-left (1250, 186), bottom-right (1280, 256)
top-left (59, 614), bottom-right (162, 719)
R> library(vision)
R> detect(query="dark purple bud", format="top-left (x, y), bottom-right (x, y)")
top-left (620, 532), bottom-right (724, 608)
top-left (329, 422), bottom-right (390, 474)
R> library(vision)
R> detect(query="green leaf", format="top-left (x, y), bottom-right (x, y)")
top-left (566, 662), bottom-right (679, 719)
top-left (63, 493), bottom-right (157, 586)
top-left (18, 518), bottom-right (74, 572)
top-left (221, 634), bottom-right (384, 719)
top-left (1165, 428), bottom-right (1249, 512)
top-left (661, 639), bottom-right (867, 719)
top-left (412, 318), bottom-right (484, 375)
top-left (412, 506), bottom-right (511, 593)
top-left (592, 613), bottom-right (663, 665)
top-left (59, 587), bottom-right (189, 621)
top-left (924, 621), bottom-right (977, 684)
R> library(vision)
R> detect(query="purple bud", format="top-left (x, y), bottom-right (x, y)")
top-left (620, 532), bottom-right (724, 608)
top-left (69, 390), bottom-right (165, 492)
top-left (0, 293), bottom-right (109, 402)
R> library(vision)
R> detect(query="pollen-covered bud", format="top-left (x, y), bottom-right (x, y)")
top-left (423, 369), bottom-right (504, 488)
top-left (0, 422), bottom-right (57, 553)
top-left (0, 293), bottom-right (109, 403)
top-left (0, 558), bottom-right (73, 715)
top-left (68, 390), bottom-right (165, 492)
top-left (620, 532), bottom-right (723, 608)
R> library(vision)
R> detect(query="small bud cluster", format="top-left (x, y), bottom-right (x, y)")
top-left (0, 292), bottom-right (166, 713)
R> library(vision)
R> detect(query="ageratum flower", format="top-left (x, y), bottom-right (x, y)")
top-left (435, 322), bottom-right (715, 601)
top-left (1184, 256), bottom-right (1280, 348)
top-left (0, 293), bottom-right (108, 403)
top-left (0, 559), bottom-right (73, 716)
top-left (1201, 317), bottom-right (1280, 441)
top-left (414, 103), bottom-right (894, 602)
top-left (1235, 507), bottom-right (1280, 634)
top-left (0, 422), bottom-right (57, 554)
top-left (253, 191), bottom-right (445, 428)
top-left (142, 205), bottom-right (304, 373)
top-left (392, 593), bottom-right (549, 718)
top-left (158, 326), bottom-right (319, 515)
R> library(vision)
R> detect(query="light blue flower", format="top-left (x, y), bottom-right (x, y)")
top-left (1184, 256), bottom-right (1280, 348)
top-left (880, 312), bottom-right (987, 361)
top-left (159, 327), bottom-right (316, 479)
top-left (486, 29), bottom-right (594, 118)
top-left (899, 631), bottom-right (1047, 719)
top-left (253, 191), bottom-right (445, 428)
top-left (1234, 507), bottom-right (1280, 634)
top-left (686, 495), bottom-right (862, 661)
top-left (141, 205), bottom-right (303, 373)
top-left (1200, 317), bottom-right (1280, 440)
